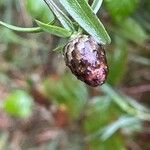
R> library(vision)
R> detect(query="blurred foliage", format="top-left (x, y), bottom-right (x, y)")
top-left (3, 90), bottom-right (33, 118)
top-left (0, 0), bottom-right (150, 150)
top-left (118, 18), bottom-right (148, 44)
top-left (26, 0), bottom-right (54, 23)
top-left (108, 36), bottom-right (128, 85)
top-left (105, 0), bottom-right (139, 22)
top-left (44, 74), bottom-right (88, 119)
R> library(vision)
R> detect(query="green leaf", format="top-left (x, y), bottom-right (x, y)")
top-left (84, 96), bottom-right (112, 134)
top-left (91, 0), bottom-right (103, 14)
top-left (44, 74), bottom-right (88, 119)
top-left (129, 54), bottom-right (150, 66)
top-left (44, 0), bottom-right (75, 31)
top-left (3, 90), bottom-right (33, 118)
top-left (35, 20), bottom-right (72, 37)
top-left (26, 0), bottom-right (55, 23)
top-left (0, 21), bottom-right (42, 33)
top-left (88, 135), bottom-right (125, 150)
top-left (60, 0), bottom-right (111, 45)
top-left (125, 96), bottom-right (149, 113)
top-left (118, 18), bottom-right (148, 44)
top-left (100, 84), bottom-right (150, 121)
top-left (101, 116), bottom-right (140, 141)
top-left (108, 36), bottom-right (128, 85)
top-left (105, 0), bottom-right (139, 22)
top-left (100, 84), bottom-right (135, 115)
top-left (135, 15), bottom-right (150, 33)
top-left (84, 97), bottom-right (125, 149)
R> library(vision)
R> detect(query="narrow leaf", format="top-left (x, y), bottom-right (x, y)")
top-left (118, 18), bottom-right (148, 44)
top-left (101, 116), bottom-right (140, 141)
top-left (91, 0), bottom-right (103, 14)
top-left (101, 84), bottom-right (150, 121)
top-left (101, 84), bottom-right (135, 114)
top-left (60, 0), bottom-right (111, 44)
top-left (0, 21), bottom-right (42, 33)
top-left (44, 0), bottom-right (75, 31)
top-left (108, 36), bottom-right (128, 85)
top-left (36, 20), bottom-right (71, 37)
top-left (105, 0), bottom-right (139, 22)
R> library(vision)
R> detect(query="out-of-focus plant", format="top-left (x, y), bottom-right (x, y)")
top-left (3, 90), bottom-right (33, 118)
top-left (105, 0), bottom-right (139, 22)
top-left (44, 74), bottom-right (88, 119)
top-left (26, 0), bottom-right (54, 23)
top-left (42, 73), bottom-right (150, 149)
top-left (105, 0), bottom-right (149, 86)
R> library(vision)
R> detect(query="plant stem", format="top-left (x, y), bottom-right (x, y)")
top-left (0, 21), bottom-right (42, 33)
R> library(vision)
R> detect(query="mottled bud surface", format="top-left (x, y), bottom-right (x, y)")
top-left (64, 35), bottom-right (108, 87)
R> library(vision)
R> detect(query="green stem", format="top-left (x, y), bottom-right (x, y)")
top-left (0, 21), bottom-right (42, 33)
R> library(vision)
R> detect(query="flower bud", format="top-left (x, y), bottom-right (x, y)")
top-left (64, 35), bottom-right (108, 87)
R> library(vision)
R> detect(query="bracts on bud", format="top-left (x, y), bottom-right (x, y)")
top-left (64, 35), bottom-right (108, 87)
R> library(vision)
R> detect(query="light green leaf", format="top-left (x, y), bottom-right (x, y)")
top-left (60, 0), bottom-right (111, 44)
top-left (105, 0), bottom-right (139, 22)
top-left (44, 0), bottom-right (75, 31)
top-left (108, 36), bottom-right (128, 85)
top-left (91, 0), bottom-right (103, 14)
top-left (84, 96), bottom-right (112, 134)
top-left (44, 74), bottom-right (88, 119)
top-left (100, 84), bottom-right (150, 121)
top-left (35, 20), bottom-right (72, 37)
top-left (118, 18), bottom-right (148, 44)
top-left (101, 116), bottom-right (140, 141)
top-left (101, 84), bottom-right (132, 113)
top-left (0, 21), bottom-right (42, 33)
top-left (26, 0), bottom-right (55, 23)
top-left (129, 54), bottom-right (150, 66)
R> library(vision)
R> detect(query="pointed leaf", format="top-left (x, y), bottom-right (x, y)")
top-left (91, 0), bottom-right (103, 14)
top-left (108, 36), bottom-right (128, 85)
top-left (60, 0), bottom-right (111, 44)
top-left (36, 20), bottom-right (72, 37)
top-left (101, 116), bottom-right (140, 141)
top-left (44, 0), bottom-right (75, 31)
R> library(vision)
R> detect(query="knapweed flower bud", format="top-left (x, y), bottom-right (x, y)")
top-left (64, 35), bottom-right (108, 87)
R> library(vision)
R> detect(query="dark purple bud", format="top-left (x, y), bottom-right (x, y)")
top-left (64, 35), bottom-right (108, 87)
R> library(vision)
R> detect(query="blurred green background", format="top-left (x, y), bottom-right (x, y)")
top-left (0, 0), bottom-right (150, 149)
